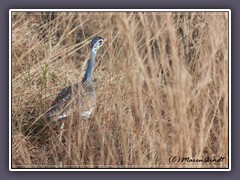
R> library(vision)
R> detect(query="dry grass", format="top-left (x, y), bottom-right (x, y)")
top-left (11, 11), bottom-right (229, 168)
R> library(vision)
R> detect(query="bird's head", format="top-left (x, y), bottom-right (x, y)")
top-left (90, 36), bottom-right (104, 52)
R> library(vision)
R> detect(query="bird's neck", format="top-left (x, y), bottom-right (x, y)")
top-left (82, 50), bottom-right (97, 84)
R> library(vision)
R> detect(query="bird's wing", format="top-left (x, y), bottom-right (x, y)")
top-left (51, 85), bottom-right (73, 107)
top-left (48, 84), bottom-right (79, 118)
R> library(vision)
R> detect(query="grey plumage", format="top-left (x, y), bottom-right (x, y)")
top-left (47, 36), bottom-right (104, 122)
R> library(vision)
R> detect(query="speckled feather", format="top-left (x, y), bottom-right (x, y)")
top-left (47, 82), bottom-right (96, 122)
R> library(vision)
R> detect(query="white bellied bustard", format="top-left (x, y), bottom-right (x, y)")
top-left (46, 36), bottom-right (104, 141)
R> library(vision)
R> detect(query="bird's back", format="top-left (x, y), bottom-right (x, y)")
top-left (47, 82), bottom-right (96, 122)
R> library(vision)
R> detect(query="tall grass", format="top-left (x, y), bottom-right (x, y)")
top-left (11, 11), bottom-right (229, 168)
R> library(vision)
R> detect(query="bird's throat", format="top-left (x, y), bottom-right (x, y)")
top-left (82, 51), bottom-right (97, 83)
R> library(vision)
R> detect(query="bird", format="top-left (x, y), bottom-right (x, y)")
top-left (46, 36), bottom-right (104, 126)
